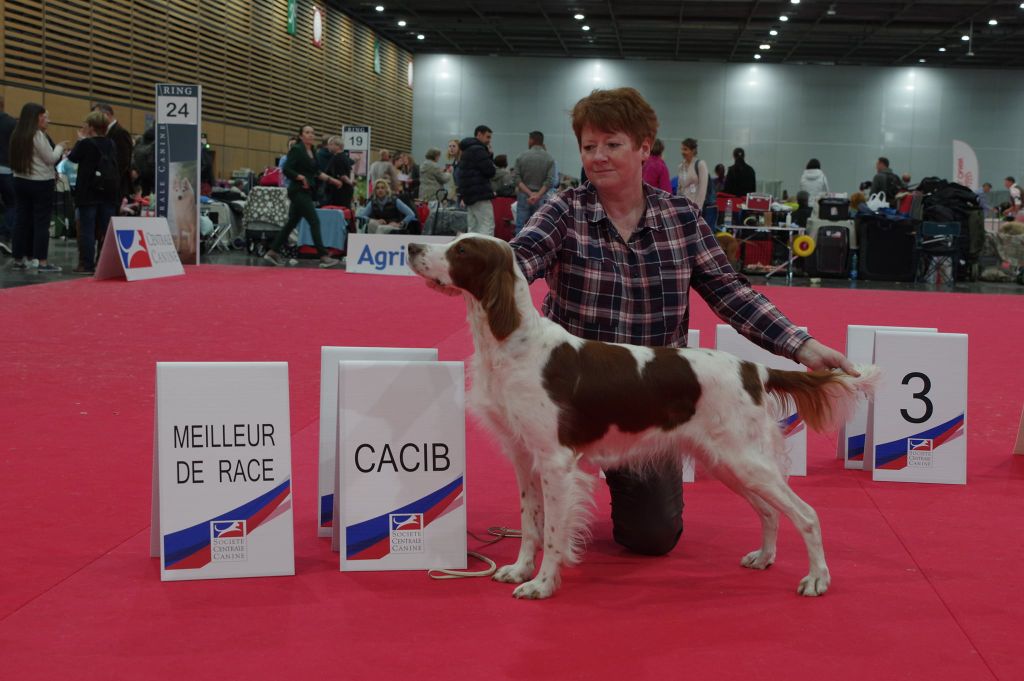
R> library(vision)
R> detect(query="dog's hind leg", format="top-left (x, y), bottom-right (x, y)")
top-left (710, 465), bottom-right (779, 570)
top-left (493, 449), bottom-right (543, 584)
top-left (718, 453), bottom-right (830, 597)
top-left (512, 447), bottom-right (593, 600)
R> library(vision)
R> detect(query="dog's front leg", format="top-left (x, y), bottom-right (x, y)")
top-left (493, 450), bottom-right (542, 584)
top-left (512, 448), bottom-right (590, 600)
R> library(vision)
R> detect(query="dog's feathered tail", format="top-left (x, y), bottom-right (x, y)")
top-left (765, 365), bottom-right (881, 433)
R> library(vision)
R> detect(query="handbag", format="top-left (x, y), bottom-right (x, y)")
top-left (866, 191), bottom-right (888, 212)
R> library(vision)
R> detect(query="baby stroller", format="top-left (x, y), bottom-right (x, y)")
top-left (242, 186), bottom-right (289, 257)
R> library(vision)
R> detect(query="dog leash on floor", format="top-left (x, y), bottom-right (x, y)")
top-left (427, 526), bottom-right (523, 580)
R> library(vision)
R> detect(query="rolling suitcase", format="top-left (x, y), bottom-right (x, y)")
top-left (818, 197), bottom-right (849, 221)
top-left (807, 225), bottom-right (849, 277)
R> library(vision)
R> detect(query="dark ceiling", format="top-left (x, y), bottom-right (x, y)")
top-left (343, 0), bottom-right (1024, 68)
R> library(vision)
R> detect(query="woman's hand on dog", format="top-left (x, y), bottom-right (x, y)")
top-left (796, 338), bottom-right (859, 376)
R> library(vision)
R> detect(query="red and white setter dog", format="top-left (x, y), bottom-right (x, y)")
top-left (408, 234), bottom-right (878, 599)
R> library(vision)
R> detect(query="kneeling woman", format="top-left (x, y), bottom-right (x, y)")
top-left (358, 178), bottom-right (419, 234)
top-left (265, 124), bottom-right (343, 268)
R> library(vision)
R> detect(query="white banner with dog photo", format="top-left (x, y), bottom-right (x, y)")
top-left (715, 325), bottom-right (808, 476)
top-left (155, 83), bottom-right (201, 264)
top-left (318, 346), bottom-right (438, 538)
top-left (336, 360), bottom-right (467, 572)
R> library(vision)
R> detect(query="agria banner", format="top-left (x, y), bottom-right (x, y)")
top-left (151, 362), bottom-right (295, 581)
top-left (155, 83), bottom-right (201, 264)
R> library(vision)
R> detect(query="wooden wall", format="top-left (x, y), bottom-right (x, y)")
top-left (0, 0), bottom-right (414, 178)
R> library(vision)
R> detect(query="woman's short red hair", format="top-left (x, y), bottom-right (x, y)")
top-left (571, 87), bottom-right (659, 149)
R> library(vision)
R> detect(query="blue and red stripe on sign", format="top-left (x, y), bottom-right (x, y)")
top-left (874, 414), bottom-right (965, 470)
top-left (346, 476), bottom-right (463, 560)
top-left (163, 479), bottom-right (291, 569)
top-left (848, 433), bottom-right (865, 461)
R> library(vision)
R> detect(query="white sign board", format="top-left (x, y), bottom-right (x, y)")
top-left (151, 362), bottom-right (295, 580)
top-left (867, 332), bottom-right (967, 484)
top-left (346, 233), bottom-right (453, 276)
top-left (155, 83), bottom-right (201, 264)
top-left (337, 361), bottom-right (467, 571)
top-left (342, 124), bottom-right (370, 202)
top-left (318, 347), bottom-right (438, 537)
top-left (838, 326), bottom-right (937, 468)
top-left (95, 217), bottom-right (184, 281)
top-left (716, 325), bottom-right (808, 476)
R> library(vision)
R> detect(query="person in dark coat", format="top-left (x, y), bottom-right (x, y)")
top-left (0, 94), bottom-right (18, 251)
top-left (91, 103), bottom-right (134, 200)
top-left (67, 111), bottom-right (119, 273)
top-left (724, 147), bottom-right (756, 197)
top-left (456, 125), bottom-right (496, 235)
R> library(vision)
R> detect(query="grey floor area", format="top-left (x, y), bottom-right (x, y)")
top-left (2, 235), bottom-right (1023, 295)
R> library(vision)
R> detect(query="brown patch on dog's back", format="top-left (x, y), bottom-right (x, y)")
top-left (739, 361), bottom-right (763, 405)
top-left (542, 342), bottom-right (702, 448)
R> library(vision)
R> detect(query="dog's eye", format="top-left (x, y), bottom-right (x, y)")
top-left (456, 245), bottom-right (466, 254)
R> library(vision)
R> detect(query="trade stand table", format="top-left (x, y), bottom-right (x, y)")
top-left (298, 208), bottom-right (348, 252)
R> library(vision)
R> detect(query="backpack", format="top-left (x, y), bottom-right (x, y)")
top-left (90, 138), bottom-right (119, 195)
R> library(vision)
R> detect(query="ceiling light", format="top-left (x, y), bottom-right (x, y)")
top-left (988, 19), bottom-right (998, 26)
top-left (770, 29), bottom-right (779, 36)
top-left (918, 58), bottom-right (926, 63)
top-left (938, 47), bottom-right (946, 52)
top-left (826, 4), bottom-right (837, 15)
top-left (791, 0), bottom-right (800, 4)
top-left (397, 20), bottom-right (406, 27)
top-left (754, 54), bottom-right (762, 60)
top-left (375, 5), bottom-right (384, 11)
top-left (961, 34), bottom-right (970, 41)
top-left (417, 34), bottom-right (425, 40)
top-left (779, 15), bottom-right (789, 22)
top-left (759, 43), bottom-right (771, 50)
top-left (582, 25), bottom-right (590, 31)
top-left (574, 13), bottom-right (585, 20)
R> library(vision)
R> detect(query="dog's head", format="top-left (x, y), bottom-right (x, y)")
top-left (407, 234), bottom-right (522, 341)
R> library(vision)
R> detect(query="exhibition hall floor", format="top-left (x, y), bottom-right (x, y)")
top-left (2, 265), bottom-right (1022, 680)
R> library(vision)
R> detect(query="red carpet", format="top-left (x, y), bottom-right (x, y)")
top-left (2, 266), bottom-right (1022, 680)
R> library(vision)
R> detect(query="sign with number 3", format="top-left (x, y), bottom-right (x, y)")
top-left (866, 331), bottom-right (968, 484)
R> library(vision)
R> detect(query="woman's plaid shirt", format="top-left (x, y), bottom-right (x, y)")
top-left (511, 183), bottom-right (811, 357)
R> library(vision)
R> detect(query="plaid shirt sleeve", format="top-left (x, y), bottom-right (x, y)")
top-left (509, 193), bottom-right (570, 283)
top-left (689, 218), bottom-right (812, 360)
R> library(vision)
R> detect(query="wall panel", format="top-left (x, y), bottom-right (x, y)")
top-left (0, 0), bottom-right (413, 179)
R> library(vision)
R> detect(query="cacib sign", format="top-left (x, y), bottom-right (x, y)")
top-left (346, 233), bottom-right (452, 276)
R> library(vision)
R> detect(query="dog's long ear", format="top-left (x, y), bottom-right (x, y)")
top-left (481, 267), bottom-right (521, 341)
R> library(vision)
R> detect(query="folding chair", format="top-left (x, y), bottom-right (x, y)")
top-left (915, 221), bottom-right (960, 288)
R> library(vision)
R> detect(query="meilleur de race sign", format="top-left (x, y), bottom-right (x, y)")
top-left (152, 362), bottom-right (295, 581)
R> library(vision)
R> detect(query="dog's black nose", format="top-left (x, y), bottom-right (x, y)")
top-left (408, 243), bottom-right (423, 258)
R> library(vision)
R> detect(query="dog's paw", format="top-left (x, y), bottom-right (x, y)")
top-left (740, 549), bottom-right (776, 570)
top-left (797, 573), bottom-right (830, 597)
top-left (512, 578), bottom-right (555, 600)
top-left (493, 563), bottom-right (533, 584)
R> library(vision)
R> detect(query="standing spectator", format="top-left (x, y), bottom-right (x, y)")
top-left (131, 127), bottom-right (156, 197)
top-left (491, 155), bottom-right (516, 197)
top-left (276, 136), bottom-right (298, 187)
top-left (358, 178), bottom-right (418, 234)
top-left (457, 125), bottom-right (497, 235)
top-left (401, 152), bottom-right (420, 199)
top-left (712, 163), bottom-right (727, 194)
top-left (678, 138), bottom-right (717, 226)
top-left (91, 103), bottom-right (133, 200)
top-left (1003, 176), bottom-right (1022, 216)
top-left (0, 94), bottom-right (17, 254)
top-left (9, 103), bottom-right (67, 272)
top-left (869, 157), bottom-right (905, 207)
top-left (316, 136), bottom-right (332, 172)
top-left (724, 147), bottom-right (756, 197)
top-left (642, 138), bottom-right (671, 194)
top-left (66, 111), bottom-right (119, 273)
top-left (418, 148), bottom-right (451, 205)
top-left (444, 138), bottom-right (460, 199)
top-left (368, 149), bottom-right (400, 193)
top-left (513, 130), bottom-right (555, 234)
top-left (264, 124), bottom-right (343, 269)
top-left (323, 136), bottom-right (355, 209)
top-left (799, 158), bottom-right (830, 198)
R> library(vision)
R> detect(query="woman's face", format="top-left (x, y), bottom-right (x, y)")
top-left (300, 126), bottom-right (316, 146)
top-left (37, 110), bottom-right (50, 131)
top-left (447, 141), bottom-right (458, 156)
top-left (681, 144), bottom-right (695, 162)
top-left (579, 125), bottom-right (649, 195)
top-left (374, 182), bottom-right (388, 199)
